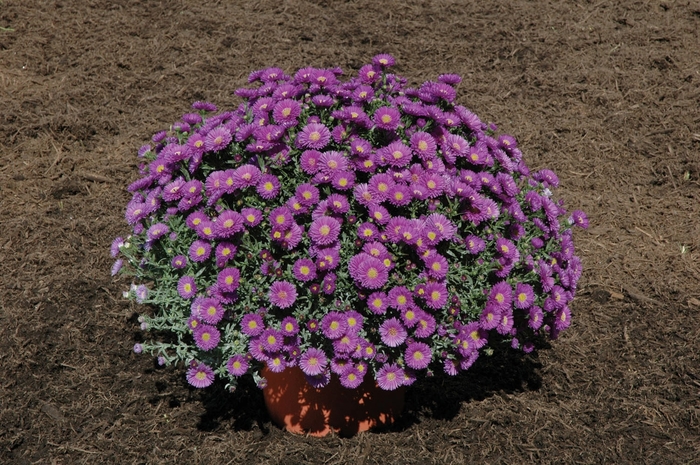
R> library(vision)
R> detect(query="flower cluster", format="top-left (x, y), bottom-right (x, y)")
top-left (113, 55), bottom-right (587, 392)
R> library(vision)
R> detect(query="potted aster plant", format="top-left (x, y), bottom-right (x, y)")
top-left (112, 54), bottom-right (587, 437)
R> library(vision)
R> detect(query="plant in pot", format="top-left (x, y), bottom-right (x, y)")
top-left (111, 54), bottom-right (588, 437)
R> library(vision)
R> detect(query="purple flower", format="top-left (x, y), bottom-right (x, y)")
top-left (379, 318), bottom-right (407, 347)
top-left (269, 206), bottom-right (294, 231)
top-left (321, 311), bottom-right (347, 340)
top-left (215, 210), bottom-right (244, 238)
top-left (489, 281), bottom-right (512, 312)
top-left (319, 151), bottom-right (349, 175)
top-left (411, 132), bottom-right (437, 159)
top-left (571, 210), bottom-right (589, 229)
top-left (423, 282), bottom-right (448, 310)
top-left (186, 362), bottom-right (215, 388)
top-left (241, 314), bottom-right (264, 337)
top-left (380, 141), bottom-right (412, 168)
top-left (193, 324), bottom-right (221, 351)
top-left (388, 286), bottom-right (413, 310)
top-left (405, 342), bottom-right (432, 370)
top-left (340, 368), bottom-right (364, 389)
top-left (256, 174), bottom-right (281, 199)
top-left (376, 363), bottom-right (404, 391)
top-left (299, 347), bottom-right (328, 376)
top-left (348, 253), bottom-right (389, 290)
top-left (295, 183), bottom-right (320, 206)
top-left (232, 164), bottom-right (262, 189)
top-left (373, 106), bottom-right (401, 131)
top-left (189, 240), bottom-right (212, 262)
top-left (217, 268), bottom-right (240, 293)
top-left (297, 123), bottom-right (331, 149)
top-left (300, 150), bottom-right (322, 174)
top-left (241, 208), bottom-right (263, 228)
top-left (171, 255), bottom-right (187, 269)
top-left (260, 328), bottom-right (284, 352)
top-left (308, 216), bottom-right (341, 245)
top-left (227, 355), bottom-right (249, 376)
top-left (424, 253), bottom-right (449, 280)
top-left (198, 297), bottom-right (224, 324)
top-left (555, 306), bottom-right (572, 330)
top-left (268, 281), bottom-right (297, 309)
top-left (372, 53), bottom-right (396, 68)
top-left (204, 127), bottom-right (232, 152)
top-left (367, 292), bottom-right (389, 315)
top-left (110, 259), bottom-right (123, 276)
top-left (177, 276), bottom-right (197, 299)
top-left (464, 235), bottom-right (486, 254)
top-left (479, 303), bottom-right (501, 330)
top-left (293, 258), bottom-right (317, 282)
top-left (514, 283), bottom-right (535, 309)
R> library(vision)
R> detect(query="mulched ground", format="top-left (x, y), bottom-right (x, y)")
top-left (1, 1), bottom-right (699, 463)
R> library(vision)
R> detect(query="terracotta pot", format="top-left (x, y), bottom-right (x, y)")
top-left (261, 366), bottom-right (405, 437)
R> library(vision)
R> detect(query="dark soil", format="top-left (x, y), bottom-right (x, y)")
top-left (1, 1), bottom-right (699, 463)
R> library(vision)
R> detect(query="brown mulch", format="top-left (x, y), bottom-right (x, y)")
top-left (1, 1), bottom-right (699, 463)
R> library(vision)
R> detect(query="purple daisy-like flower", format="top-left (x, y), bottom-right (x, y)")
top-left (489, 281), bottom-right (513, 312)
top-left (339, 367), bottom-right (364, 389)
top-left (241, 313), bottom-right (264, 337)
top-left (300, 150), bottom-right (322, 174)
top-left (411, 132), bottom-right (437, 160)
top-left (357, 222), bottom-right (379, 241)
top-left (281, 316), bottom-right (300, 336)
top-left (554, 306), bottom-right (572, 330)
top-left (382, 141), bottom-right (413, 168)
top-left (272, 98), bottom-right (301, 124)
top-left (215, 242), bottom-right (236, 267)
top-left (424, 282), bottom-right (448, 310)
top-left (327, 193), bottom-right (350, 214)
top-left (372, 53), bottom-right (396, 67)
top-left (424, 253), bottom-right (449, 280)
top-left (171, 255), bottom-right (187, 269)
top-left (217, 267), bottom-right (240, 293)
top-left (571, 210), bottom-right (589, 229)
top-left (387, 184), bottom-right (412, 207)
top-left (348, 253), bottom-right (389, 290)
top-left (227, 354), bottom-right (249, 377)
top-left (193, 324), bottom-right (221, 351)
top-left (256, 174), bottom-right (281, 200)
top-left (177, 276), bottom-right (197, 299)
top-left (318, 151), bottom-right (349, 175)
top-left (204, 126), bottom-right (232, 152)
top-left (388, 286), bottom-right (413, 310)
top-left (497, 309), bottom-right (515, 335)
top-left (308, 216), bottom-right (341, 245)
top-left (405, 342), bottom-right (432, 370)
top-left (323, 272), bottom-right (337, 294)
top-left (111, 259), bottom-right (123, 276)
top-left (295, 183), bottom-right (320, 206)
top-left (365, 206), bottom-right (388, 227)
top-left (110, 237), bottom-right (124, 258)
top-left (420, 172), bottom-right (444, 198)
top-left (297, 122), bottom-right (331, 150)
top-left (265, 352), bottom-right (287, 373)
top-left (376, 363), bottom-right (404, 391)
top-left (367, 291), bottom-right (389, 314)
top-left (379, 318), bottom-right (407, 347)
top-left (189, 240), bottom-right (212, 263)
top-left (293, 258), bottom-right (317, 282)
top-left (443, 134), bottom-right (469, 163)
top-left (373, 106), bottom-right (401, 131)
top-left (215, 210), bottom-right (244, 238)
top-left (268, 281), bottom-right (297, 309)
top-left (528, 306), bottom-right (544, 330)
top-left (332, 171), bottom-right (356, 191)
top-left (414, 310), bottom-right (437, 338)
top-left (232, 164), bottom-right (262, 189)
top-left (269, 206), bottom-right (294, 231)
top-left (496, 238), bottom-right (518, 260)
top-left (321, 311), bottom-right (347, 340)
top-left (197, 297), bottom-right (224, 324)
top-left (464, 235), bottom-right (486, 254)
top-left (299, 347), bottom-right (328, 377)
top-left (514, 283), bottom-right (535, 309)
top-left (260, 327), bottom-right (284, 352)
top-left (479, 303), bottom-right (501, 330)
top-left (241, 207), bottom-right (263, 228)
top-left (187, 362), bottom-right (215, 388)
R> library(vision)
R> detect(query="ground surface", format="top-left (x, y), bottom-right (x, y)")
top-left (1, 1), bottom-right (699, 464)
